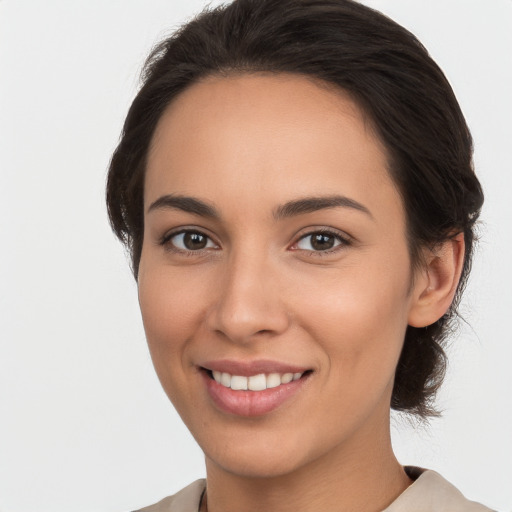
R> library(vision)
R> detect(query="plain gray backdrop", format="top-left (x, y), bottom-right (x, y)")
top-left (0, 1), bottom-right (511, 511)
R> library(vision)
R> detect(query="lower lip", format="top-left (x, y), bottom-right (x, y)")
top-left (202, 371), bottom-right (310, 417)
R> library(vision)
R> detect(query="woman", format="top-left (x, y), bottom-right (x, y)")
top-left (106, 0), bottom-right (492, 510)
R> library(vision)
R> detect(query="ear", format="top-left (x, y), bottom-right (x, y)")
top-left (408, 233), bottom-right (465, 328)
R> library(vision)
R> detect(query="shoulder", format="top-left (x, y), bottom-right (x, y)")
top-left (133, 479), bottom-right (206, 512)
top-left (131, 471), bottom-right (494, 512)
top-left (384, 467), bottom-right (495, 512)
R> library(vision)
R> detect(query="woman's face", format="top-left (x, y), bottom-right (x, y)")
top-left (139, 73), bottom-right (423, 478)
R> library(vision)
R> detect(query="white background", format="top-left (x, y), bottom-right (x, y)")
top-left (0, 1), bottom-right (511, 511)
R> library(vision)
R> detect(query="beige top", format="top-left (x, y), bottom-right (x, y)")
top-left (134, 468), bottom-right (494, 512)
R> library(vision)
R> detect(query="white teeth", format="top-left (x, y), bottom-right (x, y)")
top-left (266, 373), bottom-right (281, 389)
top-left (248, 373), bottom-right (266, 391)
top-left (211, 370), bottom-right (305, 390)
top-left (230, 375), bottom-right (248, 390)
top-left (221, 372), bottom-right (231, 387)
top-left (281, 373), bottom-right (293, 384)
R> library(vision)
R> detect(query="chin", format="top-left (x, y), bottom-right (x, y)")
top-left (199, 423), bottom-right (329, 480)
top-left (206, 447), bottom-right (308, 479)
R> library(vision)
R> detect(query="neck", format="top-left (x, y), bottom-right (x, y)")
top-left (202, 416), bottom-right (412, 512)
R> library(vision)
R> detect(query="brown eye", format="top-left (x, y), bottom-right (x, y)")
top-left (311, 233), bottom-right (336, 250)
top-left (295, 231), bottom-right (347, 252)
top-left (183, 232), bottom-right (208, 250)
top-left (166, 231), bottom-right (217, 251)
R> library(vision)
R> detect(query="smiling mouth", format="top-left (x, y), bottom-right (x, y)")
top-left (201, 367), bottom-right (313, 416)
top-left (206, 370), bottom-right (307, 391)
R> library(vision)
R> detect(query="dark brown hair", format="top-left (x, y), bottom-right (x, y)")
top-left (106, 0), bottom-right (483, 417)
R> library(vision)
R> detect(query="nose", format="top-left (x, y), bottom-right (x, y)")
top-left (205, 251), bottom-right (290, 344)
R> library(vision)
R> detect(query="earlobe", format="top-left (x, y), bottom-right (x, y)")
top-left (408, 233), bottom-right (465, 328)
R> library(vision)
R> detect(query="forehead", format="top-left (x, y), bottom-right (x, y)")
top-left (145, 73), bottom-right (401, 222)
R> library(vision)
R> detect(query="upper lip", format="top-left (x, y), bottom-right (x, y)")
top-left (200, 359), bottom-right (311, 376)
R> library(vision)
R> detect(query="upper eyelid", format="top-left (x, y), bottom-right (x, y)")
top-left (293, 227), bottom-right (352, 243)
top-left (160, 226), bottom-right (218, 244)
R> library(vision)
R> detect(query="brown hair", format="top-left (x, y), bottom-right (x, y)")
top-left (106, 0), bottom-right (483, 417)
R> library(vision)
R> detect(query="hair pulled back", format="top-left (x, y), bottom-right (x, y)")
top-left (106, 0), bottom-right (484, 417)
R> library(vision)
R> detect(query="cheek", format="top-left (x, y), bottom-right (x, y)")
top-left (137, 264), bottom-right (215, 422)
top-left (291, 257), bottom-right (411, 384)
top-left (137, 263), bottom-right (209, 372)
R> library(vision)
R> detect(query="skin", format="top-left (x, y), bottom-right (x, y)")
top-left (138, 73), bottom-right (464, 512)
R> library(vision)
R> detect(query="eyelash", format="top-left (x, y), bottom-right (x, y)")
top-left (291, 229), bottom-right (352, 256)
top-left (159, 228), bottom-right (352, 256)
top-left (159, 229), bottom-right (219, 256)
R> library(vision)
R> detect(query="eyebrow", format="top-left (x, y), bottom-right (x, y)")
top-left (273, 195), bottom-right (373, 220)
top-left (147, 193), bottom-right (372, 220)
top-left (147, 195), bottom-right (220, 218)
